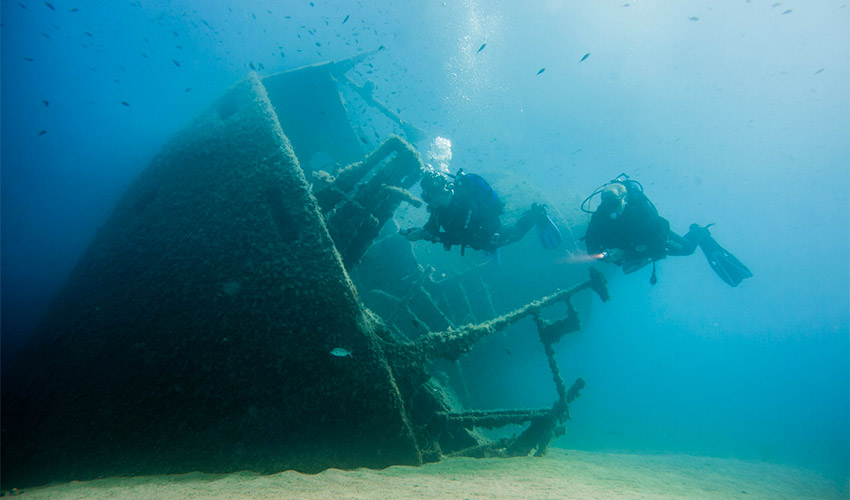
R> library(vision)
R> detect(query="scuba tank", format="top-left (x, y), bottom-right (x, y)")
top-left (451, 168), bottom-right (504, 217)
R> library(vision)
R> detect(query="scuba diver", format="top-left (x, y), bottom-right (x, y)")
top-left (401, 169), bottom-right (563, 256)
top-left (581, 174), bottom-right (752, 287)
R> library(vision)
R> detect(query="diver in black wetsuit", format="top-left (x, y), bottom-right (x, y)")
top-left (583, 175), bottom-right (752, 286)
top-left (401, 169), bottom-right (562, 255)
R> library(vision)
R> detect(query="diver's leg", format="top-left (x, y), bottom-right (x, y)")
top-left (494, 210), bottom-right (536, 248)
top-left (666, 228), bottom-right (701, 256)
top-left (495, 202), bottom-right (565, 249)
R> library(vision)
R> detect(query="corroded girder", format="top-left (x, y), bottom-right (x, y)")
top-left (406, 267), bottom-right (608, 363)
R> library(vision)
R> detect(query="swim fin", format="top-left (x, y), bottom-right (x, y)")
top-left (533, 204), bottom-right (563, 249)
top-left (692, 224), bottom-right (753, 287)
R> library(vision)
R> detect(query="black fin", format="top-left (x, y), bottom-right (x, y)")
top-left (698, 234), bottom-right (753, 287)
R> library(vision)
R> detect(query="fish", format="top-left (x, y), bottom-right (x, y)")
top-left (782, 9), bottom-right (793, 14)
top-left (120, 101), bottom-right (130, 106)
top-left (688, 16), bottom-right (700, 21)
top-left (477, 43), bottom-right (486, 53)
top-left (70, 8), bottom-right (79, 12)
top-left (184, 87), bottom-right (192, 92)
top-left (330, 347), bottom-right (353, 358)
top-left (84, 31), bottom-right (93, 37)
top-left (38, 130), bottom-right (47, 136)
top-left (44, 1), bottom-right (55, 10)
top-left (248, 61), bottom-right (256, 70)
top-left (42, 99), bottom-right (49, 106)
top-left (172, 59), bottom-right (181, 67)
top-left (342, 14), bottom-right (350, 24)
top-left (814, 67), bottom-right (825, 75)
top-left (536, 67), bottom-right (545, 75)
top-left (579, 52), bottom-right (590, 62)
top-left (23, 57), bottom-right (34, 62)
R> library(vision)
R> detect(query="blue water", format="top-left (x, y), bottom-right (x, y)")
top-left (2, 0), bottom-right (848, 481)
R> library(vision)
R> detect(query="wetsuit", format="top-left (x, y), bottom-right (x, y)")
top-left (423, 174), bottom-right (535, 254)
top-left (585, 186), bottom-right (699, 271)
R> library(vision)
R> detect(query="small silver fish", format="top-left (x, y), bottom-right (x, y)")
top-left (330, 347), bottom-right (353, 358)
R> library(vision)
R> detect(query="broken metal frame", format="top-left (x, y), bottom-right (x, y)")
top-left (315, 135), bottom-right (424, 268)
top-left (328, 48), bottom-right (428, 145)
top-left (389, 268), bottom-right (610, 458)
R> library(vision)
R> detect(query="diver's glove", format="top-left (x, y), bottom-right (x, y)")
top-left (400, 227), bottom-right (430, 242)
top-left (599, 248), bottom-right (624, 263)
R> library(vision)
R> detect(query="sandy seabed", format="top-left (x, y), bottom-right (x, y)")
top-left (15, 449), bottom-right (849, 500)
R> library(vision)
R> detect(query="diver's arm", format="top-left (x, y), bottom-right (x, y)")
top-left (401, 227), bottom-right (430, 241)
top-left (423, 211), bottom-right (440, 238)
top-left (585, 222), bottom-right (624, 262)
top-left (401, 212), bottom-right (439, 242)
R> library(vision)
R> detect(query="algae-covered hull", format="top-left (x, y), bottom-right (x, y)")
top-left (1, 71), bottom-right (423, 487)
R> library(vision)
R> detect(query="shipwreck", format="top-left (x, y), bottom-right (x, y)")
top-left (0, 51), bottom-right (609, 489)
